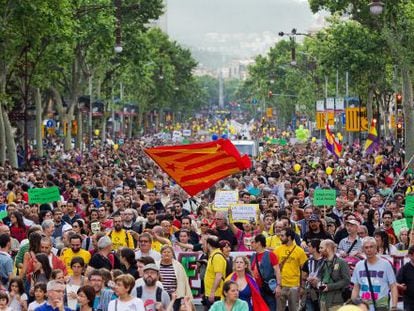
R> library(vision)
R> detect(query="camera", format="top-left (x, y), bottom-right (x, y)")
top-left (318, 282), bottom-right (327, 291)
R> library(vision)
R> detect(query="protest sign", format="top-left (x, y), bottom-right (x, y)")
top-left (214, 190), bottom-right (238, 210)
top-left (313, 189), bottom-right (336, 206)
top-left (0, 204), bottom-right (6, 220)
top-left (405, 195), bottom-right (414, 217)
top-left (28, 186), bottom-right (61, 204)
top-left (392, 218), bottom-right (409, 236)
top-left (229, 204), bottom-right (258, 223)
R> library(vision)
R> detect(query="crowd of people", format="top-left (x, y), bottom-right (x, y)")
top-left (0, 134), bottom-right (413, 311)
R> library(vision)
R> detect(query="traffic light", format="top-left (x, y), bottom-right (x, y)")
top-left (396, 93), bottom-right (402, 110)
top-left (71, 120), bottom-right (78, 136)
top-left (268, 90), bottom-right (273, 98)
top-left (63, 121), bottom-right (68, 136)
top-left (397, 122), bottom-right (403, 139)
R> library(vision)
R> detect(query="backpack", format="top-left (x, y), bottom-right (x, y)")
top-left (136, 285), bottom-right (162, 302)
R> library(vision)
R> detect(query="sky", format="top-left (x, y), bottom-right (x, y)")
top-left (164, 0), bottom-right (324, 59)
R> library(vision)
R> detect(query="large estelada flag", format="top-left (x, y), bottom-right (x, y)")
top-left (325, 122), bottom-right (342, 159)
top-left (364, 120), bottom-right (379, 155)
top-left (144, 139), bottom-right (251, 196)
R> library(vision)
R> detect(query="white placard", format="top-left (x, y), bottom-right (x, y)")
top-left (172, 130), bottom-right (182, 138)
top-left (229, 204), bottom-right (259, 223)
top-left (214, 191), bottom-right (238, 210)
top-left (183, 129), bottom-right (192, 137)
top-left (66, 284), bottom-right (80, 310)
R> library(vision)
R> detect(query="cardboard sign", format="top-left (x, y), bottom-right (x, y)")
top-left (229, 204), bottom-right (259, 223)
top-left (392, 218), bottom-right (409, 236)
top-left (214, 191), bottom-right (238, 210)
top-left (404, 195), bottom-right (414, 217)
top-left (313, 189), bottom-right (336, 206)
top-left (28, 186), bottom-right (61, 204)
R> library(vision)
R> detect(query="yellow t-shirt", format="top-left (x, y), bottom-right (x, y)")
top-left (204, 249), bottom-right (227, 297)
top-left (60, 249), bottom-right (91, 275)
top-left (274, 244), bottom-right (308, 287)
top-left (266, 235), bottom-right (282, 250)
top-left (7, 192), bottom-right (15, 204)
top-left (151, 239), bottom-right (171, 253)
top-left (107, 230), bottom-right (134, 251)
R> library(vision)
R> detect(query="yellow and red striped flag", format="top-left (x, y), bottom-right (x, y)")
top-left (144, 139), bottom-right (251, 196)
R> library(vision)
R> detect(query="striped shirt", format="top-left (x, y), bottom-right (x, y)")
top-left (159, 263), bottom-right (177, 295)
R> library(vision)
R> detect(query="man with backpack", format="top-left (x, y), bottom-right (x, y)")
top-left (251, 233), bottom-right (281, 310)
top-left (107, 215), bottom-right (134, 251)
top-left (134, 263), bottom-right (170, 310)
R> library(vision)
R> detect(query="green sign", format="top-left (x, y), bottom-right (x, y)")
top-left (28, 186), bottom-right (61, 204)
top-left (267, 138), bottom-right (288, 146)
top-left (404, 195), bottom-right (414, 217)
top-left (392, 218), bottom-right (410, 236)
top-left (313, 189), bottom-right (336, 206)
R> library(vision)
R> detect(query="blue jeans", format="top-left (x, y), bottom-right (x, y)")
top-left (260, 289), bottom-right (277, 310)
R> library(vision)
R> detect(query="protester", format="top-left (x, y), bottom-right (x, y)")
top-left (351, 237), bottom-right (398, 311)
top-left (35, 280), bottom-right (72, 311)
top-left (209, 280), bottom-right (249, 311)
top-left (251, 233), bottom-right (281, 310)
top-left (316, 239), bottom-right (350, 311)
top-left (107, 275), bottom-right (144, 311)
top-left (225, 255), bottom-right (269, 311)
top-left (396, 245), bottom-right (414, 311)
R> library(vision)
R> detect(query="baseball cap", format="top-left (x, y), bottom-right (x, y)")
top-left (346, 219), bottom-right (360, 226)
top-left (308, 214), bottom-right (320, 222)
top-left (143, 263), bottom-right (159, 272)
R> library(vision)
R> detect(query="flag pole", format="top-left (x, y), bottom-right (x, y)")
top-left (382, 153), bottom-right (414, 209)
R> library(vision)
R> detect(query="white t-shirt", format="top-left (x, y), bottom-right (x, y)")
top-left (9, 293), bottom-right (28, 311)
top-left (107, 297), bottom-right (144, 311)
top-left (351, 257), bottom-right (396, 311)
top-left (134, 249), bottom-right (161, 261)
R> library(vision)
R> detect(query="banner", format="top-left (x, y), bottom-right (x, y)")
top-left (229, 204), bottom-right (259, 223)
top-left (28, 186), bottom-right (61, 204)
top-left (214, 191), bottom-right (238, 210)
top-left (313, 189), bottom-right (336, 206)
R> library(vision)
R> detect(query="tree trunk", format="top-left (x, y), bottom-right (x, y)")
top-left (367, 87), bottom-right (374, 125)
top-left (128, 115), bottom-right (133, 138)
top-left (34, 88), bottom-right (43, 157)
top-left (2, 108), bottom-right (17, 167)
top-left (0, 102), bottom-right (6, 164)
top-left (402, 67), bottom-right (414, 168)
top-left (101, 108), bottom-right (107, 143)
top-left (76, 109), bottom-right (83, 151)
top-left (51, 87), bottom-right (75, 151)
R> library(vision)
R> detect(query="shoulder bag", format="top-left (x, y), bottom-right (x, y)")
top-left (364, 259), bottom-right (377, 311)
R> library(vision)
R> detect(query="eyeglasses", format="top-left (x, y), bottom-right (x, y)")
top-left (200, 224), bottom-right (208, 227)
top-left (139, 240), bottom-right (150, 243)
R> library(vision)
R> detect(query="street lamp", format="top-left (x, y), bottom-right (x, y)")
top-left (114, 44), bottom-right (123, 53)
top-left (114, 0), bottom-right (123, 53)
top-left (278, 28), bottom-right (310, 66)
top-left (368, 0), bottom-right (384, 15)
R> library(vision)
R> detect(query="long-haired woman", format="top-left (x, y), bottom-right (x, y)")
top-left (225, 256), bottom-right (269, 311)
top-left (9, 211), bottom-right (28, 243)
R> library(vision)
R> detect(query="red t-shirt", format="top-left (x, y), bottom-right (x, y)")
top-left (251, 251), bottom-right (279, 287)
